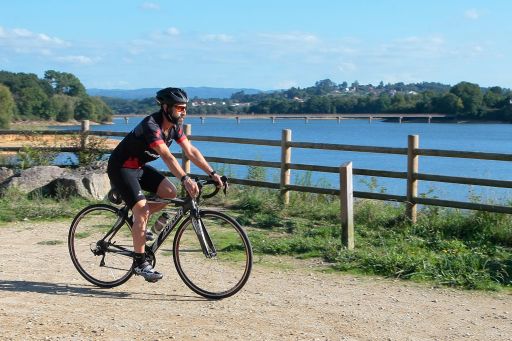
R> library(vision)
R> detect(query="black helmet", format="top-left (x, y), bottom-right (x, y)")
top-left (156, 87), bottom-right (188, 106)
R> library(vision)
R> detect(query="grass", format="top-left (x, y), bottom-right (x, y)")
top-left (1, 172), bottom-right (510, 291)
top-left (223, 184), bottom-right (512, 291)
top-left (0, 187), bottom-right (90, 223)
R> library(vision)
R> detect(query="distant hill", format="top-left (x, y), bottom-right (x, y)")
top-left (87, 87), bottom-right (263, 100)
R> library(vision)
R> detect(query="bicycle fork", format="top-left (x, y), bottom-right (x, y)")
top-left (191, 206), bottom-right (217, 258)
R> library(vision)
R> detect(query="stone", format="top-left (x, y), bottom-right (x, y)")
top-left (0, 165), bottom-right (67, 194)
top-left (0, 167), bottom-right (14, 183)
top-left (43, 167), bottom-right (110, 200)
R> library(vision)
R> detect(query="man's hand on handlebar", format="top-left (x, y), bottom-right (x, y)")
top-left (210, 172), bottom-right (228, 191)
top-left (182, 176), bottom-right (199, 197)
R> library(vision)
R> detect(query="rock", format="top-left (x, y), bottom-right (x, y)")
top-left (0, 166), bottom-right (67, 193)
top-left (43, 167), bottom-right (110, 200)
top-left (0, 167), bottom-right (14, 183)
top-left (0, 163), bottom-right (111, 200)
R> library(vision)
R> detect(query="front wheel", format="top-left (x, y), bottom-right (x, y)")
top-left (173, 210), bottom-right (253, 299)
top-left (68, 204), bottom-right (134, 288)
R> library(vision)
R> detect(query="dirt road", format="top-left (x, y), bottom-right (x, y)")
top-left (0, 220), bottom-right (510, 340)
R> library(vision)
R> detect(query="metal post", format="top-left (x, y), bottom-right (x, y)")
top-left (340, 162), bottom-right (354, 249)
top-left (280, 129), bottom-right (292, 205)
top-left (407, 135), bottom-right (419, 223)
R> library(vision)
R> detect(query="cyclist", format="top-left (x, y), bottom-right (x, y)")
top-left (107, 87), bottom-right (225, 282)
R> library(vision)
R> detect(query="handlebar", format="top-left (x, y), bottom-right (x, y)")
top-left (196, 175), bottom-right (228, 200)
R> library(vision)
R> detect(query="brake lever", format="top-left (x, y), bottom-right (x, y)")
top-left (221, 176), bottom-right (228, 195)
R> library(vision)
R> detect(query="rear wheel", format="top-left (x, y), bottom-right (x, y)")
top-left (173, 210), bottom-right (252, 299)
top-left (68, 204), bottom-right (134, 288)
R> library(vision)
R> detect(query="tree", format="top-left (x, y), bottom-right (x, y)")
top-left (16, 86), bottom-right (50, 119)
top-left (44, 70), bottom-right (86, 97)
top-left (90, 96), bottom-right (113, 122)
top-left (450, 82), bottom-right (483, 117)
top-left (51, 94), bottom-right (77, 122)
top-left (0, 84), bottom-right (15, 128)
top-left (483, 86), bottom-right (505, 108)
top-left (74, 97), bottom-right (95, 120)
top-left (314, 79), bottom-right (337, 94)
top-left (432, 93), bottom-right (463, 114)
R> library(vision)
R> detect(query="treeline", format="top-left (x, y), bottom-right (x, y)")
top-left (105, 79), bottom-right (512, 122)
top-left (0, 70), bottom-right (112, 128)
top-left (236, 79), bottom-right (512, 121)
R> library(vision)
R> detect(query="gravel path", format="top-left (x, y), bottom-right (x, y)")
top-left (0, 220), bottom-right (511, 341)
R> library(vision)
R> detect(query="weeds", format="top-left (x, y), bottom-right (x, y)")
top-left (0, 169), bottom-right (510, 291)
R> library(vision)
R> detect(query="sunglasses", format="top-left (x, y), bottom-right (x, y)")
top-left (174, 105), bottom-right (187, 113)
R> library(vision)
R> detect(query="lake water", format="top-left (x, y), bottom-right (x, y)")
top-left (54, 116), bottom-right (512, 203)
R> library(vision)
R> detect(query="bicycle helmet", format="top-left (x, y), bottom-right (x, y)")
top-left (156, 87), bottom-right (188, 124)
top-left (156, 87), bottom-right (188, 105)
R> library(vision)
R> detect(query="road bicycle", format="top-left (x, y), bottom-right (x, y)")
top-left (68, 176), bottom-right (253, 299)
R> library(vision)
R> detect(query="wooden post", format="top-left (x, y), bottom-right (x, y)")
top-left (80, 120), bottom-right (90, 150)
top-left (407, 135), bottom-right (419, 223)
top-left (340, 162), bottom-right (354, 250)
top-left (182, 124), bottom-right (191, 174)
top-left (280, 129), bottom-right (292, 205)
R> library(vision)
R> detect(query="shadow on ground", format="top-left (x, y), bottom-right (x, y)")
top-left (0, 280), bottom-right (208, 302)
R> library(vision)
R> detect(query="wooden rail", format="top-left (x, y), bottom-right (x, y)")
top-left (1, 120), bottom-right (512, 248)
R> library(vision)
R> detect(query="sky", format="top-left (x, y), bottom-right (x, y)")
top-left (0, 0), bottom-right (511, 90)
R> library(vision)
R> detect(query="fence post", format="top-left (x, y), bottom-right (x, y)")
top-left (340, 162), bottom-right (354, 249)
top-left (280, 129), bottom-right (292, 205)
top-left (80, 120), bottom-right (90, 150)
top-left (407, 135), bottom-right (419, 223)
top-left (183, 124), bottom-right (191, 174)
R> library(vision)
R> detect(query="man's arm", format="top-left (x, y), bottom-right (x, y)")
top-left (179, 139), bottom-right (224, 186)
top-left (152, 143), bottom-right (199, 197)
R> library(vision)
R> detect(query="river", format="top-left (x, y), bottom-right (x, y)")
top-left (53, 116), bottom-right (512, 203)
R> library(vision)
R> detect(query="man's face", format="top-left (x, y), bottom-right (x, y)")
top-left (171, 104), bottom-right (187, 124)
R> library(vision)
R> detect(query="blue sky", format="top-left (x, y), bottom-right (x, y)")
top-left (0, 1), bottom-right (510, 90)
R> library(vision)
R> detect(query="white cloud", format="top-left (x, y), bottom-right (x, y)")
top-left (201, 34), bottom-right (234, 43)
top-left (0, 26), bottom-right (67, 50)
top-left (165, 27), bottom-right (180, 36)
top-left (260, 32), bottom-right (319, 44)
top-left (55, 55), bottom-right (97, 65)
top-left (141, 2), bottom-right (160, 10)
top-left (465, 9), bottom-right (480, 20)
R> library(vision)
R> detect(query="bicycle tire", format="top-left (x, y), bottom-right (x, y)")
top-left (68, 204), bottom-right (134, 288)
top-left (173, 210), bottom-right (253, 299)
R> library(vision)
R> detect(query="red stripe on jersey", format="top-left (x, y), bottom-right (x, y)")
top-left (176, 135), bottom-right (188, 144)
top-left (149, 139), bottom-right (165, 148)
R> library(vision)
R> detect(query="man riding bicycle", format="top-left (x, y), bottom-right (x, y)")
top-left (107, 87), bottom-right (225, 282)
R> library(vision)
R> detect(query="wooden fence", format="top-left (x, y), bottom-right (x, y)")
top-left (1, 120), bottom-right (512, 249)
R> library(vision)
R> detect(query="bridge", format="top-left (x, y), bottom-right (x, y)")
top-left (114, 113), bottom-right (450, 124)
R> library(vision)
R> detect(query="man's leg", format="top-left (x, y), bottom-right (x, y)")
top-left (131, 199), bottom-right (163, 282)
top-left (147, 178), bottom-right (178, 215)
top-left (131, 199), bottom-right (150, 253)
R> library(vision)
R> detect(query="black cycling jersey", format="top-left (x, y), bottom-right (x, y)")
top-left (109, 111), bottom-right (187, 169)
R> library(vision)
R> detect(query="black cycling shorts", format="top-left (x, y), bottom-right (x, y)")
top-left (107, 163), bottom-right (165, 209)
